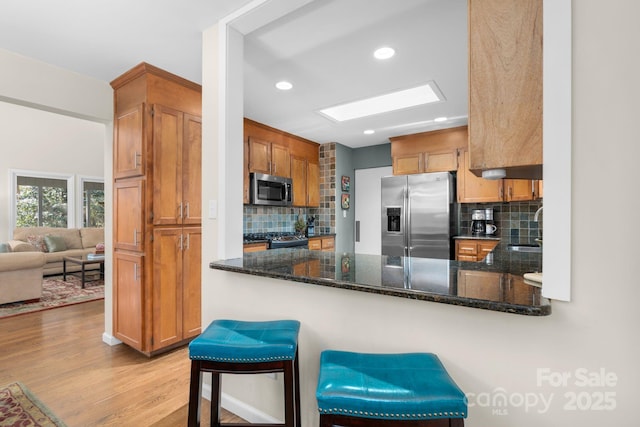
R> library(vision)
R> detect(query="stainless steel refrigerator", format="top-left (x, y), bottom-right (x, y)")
top-left (381, 172), bottom-right (456, 259)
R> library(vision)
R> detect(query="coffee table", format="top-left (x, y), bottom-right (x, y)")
top-left (63, 254), bottom-right (105, 288)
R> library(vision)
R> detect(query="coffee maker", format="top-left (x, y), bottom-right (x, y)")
top-left (484, 208), bottom-right (497, 235)
top-left (471, 209), bottom-right (486, 235)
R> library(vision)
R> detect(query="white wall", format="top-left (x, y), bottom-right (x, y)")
top-left (201, 0), bottom-right (639, 425)
top-left (0, 102), bottom-right (105, 240)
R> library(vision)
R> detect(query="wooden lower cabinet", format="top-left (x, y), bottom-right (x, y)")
top-left (113, 227), bottom-right (201, 356)
top-left (457, 270), bottom-right (504, 301)
top-left (457, 271), bottom-right (540, 305)
top-left (505, 274), bottom-right (539, 305)
top-left (455, 239), bottom-right (498, 262)
top-left (309, 236), bottom-right (334, 251)
top-left (113, 251), bottom-right (145, 350)
top-left (243, 242), bottom-right (269, 252)
top-left (151, 227), bottom-right (201, 352)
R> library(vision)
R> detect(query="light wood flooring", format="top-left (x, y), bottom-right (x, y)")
top-left (0, 300), bottom-right (246, 426)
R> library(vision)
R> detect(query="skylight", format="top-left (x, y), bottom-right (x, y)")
top-left (318, 82), bottom-right (443, 122)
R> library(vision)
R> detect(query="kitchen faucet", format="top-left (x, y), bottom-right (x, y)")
top-left (534, 206), bottom-right (543, 241)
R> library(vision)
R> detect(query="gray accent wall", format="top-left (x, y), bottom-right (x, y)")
top-left (335, 143), bottom-right (392, 253)
top-left (334, 143), bottom-right (355, 253)
top-left (352, 143), bottom-right (392, 169)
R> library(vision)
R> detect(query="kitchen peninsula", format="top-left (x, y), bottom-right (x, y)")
top-left (210, 242), bottom-right (549, 316)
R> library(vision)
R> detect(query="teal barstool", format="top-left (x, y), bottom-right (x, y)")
top-left (316, 350), bottom-right (467, 427)
top-left (188, 319), bottom-right (301, 427)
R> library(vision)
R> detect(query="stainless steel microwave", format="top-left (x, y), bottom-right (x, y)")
top-left (249, 173), bottom-right (293, 206)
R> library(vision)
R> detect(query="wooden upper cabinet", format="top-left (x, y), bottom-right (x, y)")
top-left (248, 137), bottom-right (290, 178)
top-left (458, 149), bottom-right (538, 203)
top-left (152, 106), bottom-right (202, 225)
top-left (291, 155), bottom-right (307, 207)
top-left (393, 153), bottom-right (422, 175)
top-left (425, 150), bottom-right (458, 173)
top-left (244, 118), bottom-right (320, 206)
top-left (182, 114), bottom-right (202, 224)
top-left (457, 149), bottom-right (503, 203)
top-left (307, 162), bottom-right (320, 207)
top-left (291, 156), bottom-right (319, 207)
top-left (504, 179), bottom-right (536, 202)
top-left (271, 144), bottom-right (291, 177)
top-left (390, 127), bottom-right (467, 176)
top-left (153, 106), bottom-right (182, 225)
top-left (468, 0), bottom-right (543, 177)
top-left (248, 137), bottom-right (270, 174)
top-left (114, 104), bottom-right (145, 179)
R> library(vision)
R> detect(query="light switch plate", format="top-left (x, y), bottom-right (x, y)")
top-left (208, 200), bottom-right (217, 219)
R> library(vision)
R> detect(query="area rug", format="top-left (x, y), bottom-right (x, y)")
top-left (0, 275), bottom-right (103, 319)
top-left (0, 382), bottom-right (67, 427)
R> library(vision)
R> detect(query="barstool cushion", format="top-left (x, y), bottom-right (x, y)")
top-left (189, 319), bottom-right (300, 362)
top-left (316, 351), bottom-right (467, 420)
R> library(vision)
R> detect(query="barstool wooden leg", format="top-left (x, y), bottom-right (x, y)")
top-left (188, 361), bottom-right (202, 427)
top-left (210, 372), bottom-right (221, 427)
top-left (283, 360), bottom-right (294, 427)
top-left (294, 352), bottom-right (301, 427)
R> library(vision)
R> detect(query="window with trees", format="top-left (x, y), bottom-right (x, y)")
top-left (15, 175), bottom-right (70, 227)
top-left (82, 179), bottom-right (105, 227)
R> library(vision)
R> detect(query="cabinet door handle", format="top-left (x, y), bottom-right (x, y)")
top-left (178, 202), bottom-right (183, 219)
top-left (185, 233), bottom-right (190, 250)
top-left (508, 187), bottom-right (513, 200)
top-left (134, 152), bottom-right (141, 167)
top-left (134, 263), bottom-right (140, 281)
top-left (185, 202), bottom-right (190, 219)
top-left (133, 229), bottom-right (138, 246)
top-left (499, 186), bottom-right (504, 199)
top-left (178, 234), bottom-right (183, 251)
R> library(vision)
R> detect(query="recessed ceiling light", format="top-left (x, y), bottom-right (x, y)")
top-left (319, 82), bottom-right (444, 122)
top-left (275, 81), bottom-right (293, 90)
top-left (374, 47), bottom-right (395, 60)
top-left (363, 129), bottom-right (375, 135)
top-left (434, 117), bottom-right (448, 122)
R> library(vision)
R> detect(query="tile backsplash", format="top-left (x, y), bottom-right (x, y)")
top-left (459, 200), bottom-right (543, 243)
top-left (243, 206), bottom-right (320, 234)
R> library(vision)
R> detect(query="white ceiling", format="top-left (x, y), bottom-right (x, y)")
top-left (0, 0), bottom-right (468, 148)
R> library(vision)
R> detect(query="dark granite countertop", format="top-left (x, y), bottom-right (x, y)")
top-left (209, 242), bottom-right (549, 316)
top-left (307, 233), bottom-right (336, 238)
top-left (453, 235), bottom-right (502, 241)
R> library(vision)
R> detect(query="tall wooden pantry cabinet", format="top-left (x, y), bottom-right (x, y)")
top-left (111, 63), bottom-right (202, 356)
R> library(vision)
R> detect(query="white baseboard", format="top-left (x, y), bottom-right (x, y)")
top-left (102, 332), bottom-right (122, 346)
top-left (201, 383), bottom-right (282, 424)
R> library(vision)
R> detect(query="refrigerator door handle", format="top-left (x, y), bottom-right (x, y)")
top-left (406, 187), bottom-right (411, 256)
top-left (355, 221), bottom-right (360, 242)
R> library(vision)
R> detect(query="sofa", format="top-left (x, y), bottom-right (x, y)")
top-left (7, 227), bottom-right (104, 276)
top-left (0, 251), bottom-right (45, 304)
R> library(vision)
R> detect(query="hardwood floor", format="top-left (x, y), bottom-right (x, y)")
top-left (0, 300), bottom-right (246, 426)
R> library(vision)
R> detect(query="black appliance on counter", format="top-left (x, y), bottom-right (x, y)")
top-left (306, 216), bottom-right (316, 237)
top-left (243, 232), bottom-right (308, 249)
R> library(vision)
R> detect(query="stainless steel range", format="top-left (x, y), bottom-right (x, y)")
top-left (243, 232), bottom-right (308, 249)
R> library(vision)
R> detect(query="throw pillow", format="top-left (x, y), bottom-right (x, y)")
top-left (0, 243), bottom-right (11, 253)
top-left (44, 235), bottom-right (68, 253)
top-left (26, 235), bottom-right (48, 252)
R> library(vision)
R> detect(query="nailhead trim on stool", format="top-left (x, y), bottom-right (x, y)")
top-left (315, 351), bottom-right (467, 426)
top-left (188, 319), bottom-right (301, 427)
